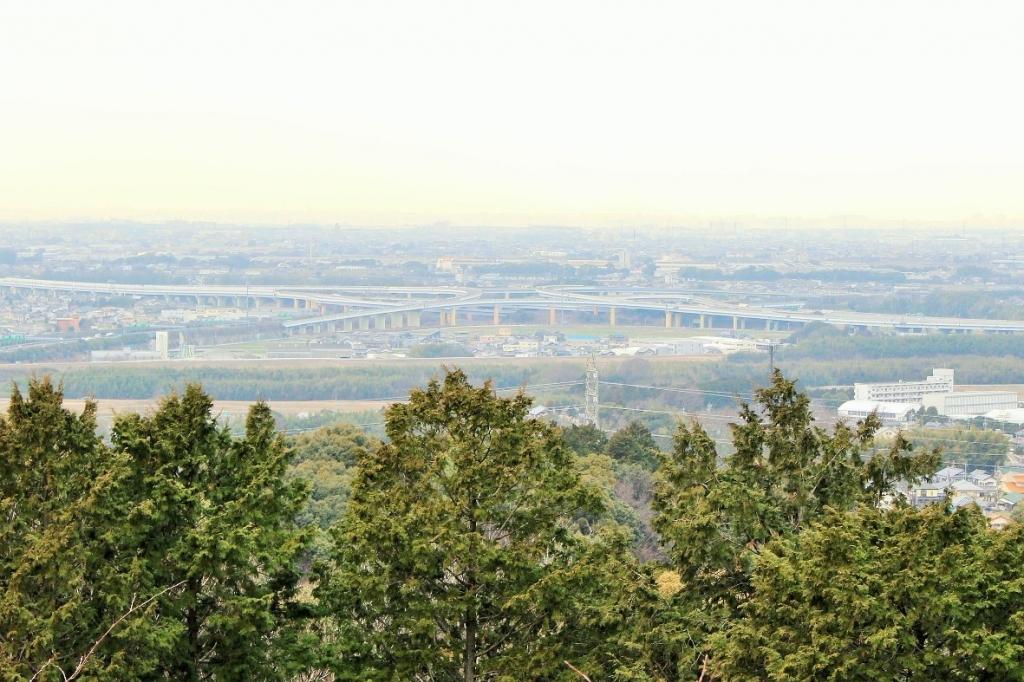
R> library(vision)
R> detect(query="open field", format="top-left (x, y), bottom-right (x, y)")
top-left (959, 385), bottom-right (1024, 400)
top-left (0, 397), bottom-right (395, 417)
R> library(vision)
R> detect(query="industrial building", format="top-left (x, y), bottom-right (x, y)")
top-left (921, 391), bottom-right (1019, 418)
top-left (853, 368), bottom-right (954, 403)
top-left (837, 400), bottom-right (919, 426)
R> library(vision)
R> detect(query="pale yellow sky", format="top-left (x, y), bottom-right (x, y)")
top-left (1, 0), bottom-right (1022, 227)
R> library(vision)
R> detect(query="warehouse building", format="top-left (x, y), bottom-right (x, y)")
top-left (921, 391), bottom-right (1019, 418)
top-left (837, 400), bottom-right (919, 426)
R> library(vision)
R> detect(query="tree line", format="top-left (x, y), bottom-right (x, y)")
top-left (4, 370), bottom-right (1024, 680)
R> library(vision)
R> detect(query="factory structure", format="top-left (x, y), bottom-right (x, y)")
top-left (839, 368), bottom-right (1021, 425)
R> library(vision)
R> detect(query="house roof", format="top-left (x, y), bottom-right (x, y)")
top-left (913, 481), bottom-right (949, 492)
top-left (951, 480), bottom-right (985, 493)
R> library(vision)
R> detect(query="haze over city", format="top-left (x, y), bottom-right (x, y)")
top-left (6, 3), bottom-right (1024, 680)
top-left (3, 0), bottom-right (1023, 227)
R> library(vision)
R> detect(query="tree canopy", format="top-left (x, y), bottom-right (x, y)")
top-left (4, 369), bottom-right (1024, 681)
top-left (315, 369), bottom-right (657, 680)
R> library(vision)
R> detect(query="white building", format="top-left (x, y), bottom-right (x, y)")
top-left (853, 368), bottom-right (954, 403)
top-left (154, 330), bottom-right (169, 360)
top-left (838, 400), bottom-right (919, 426)
top-left (921, 391), bottom-right (1019, 418)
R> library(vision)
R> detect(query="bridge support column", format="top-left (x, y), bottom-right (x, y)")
top-left (407, 311), bottom-right (421, 328)
top-left (449, 308), bottom-right (457, 326)
top-left (609, 307), bottom-right (617, 326)
top-left (389, 313), bottom-right (404, 329)
top-left (358, 317), bottom-right (370, 331)
top-left (733, 316), bottom-right (739, 330)
top-left (548, 306), bottom-right (557, 325)
top-left (665, 310), bottom-right (673, 328)
top-left (493, 305), bottom-right (501, 325)
top-left (699, 314), bottom-right (706, 329)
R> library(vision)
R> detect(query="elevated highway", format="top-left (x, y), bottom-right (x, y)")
top-left (4, 278), bottom-right (1023, 334)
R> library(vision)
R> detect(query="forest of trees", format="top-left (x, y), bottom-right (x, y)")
top-left (3, 370), bottom-right (1024, 680)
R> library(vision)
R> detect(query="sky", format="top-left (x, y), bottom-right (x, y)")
top-left (1, 1), bottom-right (1022, 228)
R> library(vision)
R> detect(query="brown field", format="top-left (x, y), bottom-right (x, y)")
top-left (959, 385), bottom-right (1024, 400)
top-left (0, 397), bottom-right (394, 417)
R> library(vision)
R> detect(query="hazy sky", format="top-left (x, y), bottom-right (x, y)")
top-left (2, 1), bottom-right (1022, 227)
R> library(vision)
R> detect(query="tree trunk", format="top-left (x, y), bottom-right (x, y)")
top-left (186, 576), bottom-right (201, 681)
top-left (464, 494), bottom-right (478, 682)
top-left (464, 605), bottom-right (477, 682)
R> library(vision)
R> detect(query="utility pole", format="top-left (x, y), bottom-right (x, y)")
top-left (585, 353), bottom-right (599, 429)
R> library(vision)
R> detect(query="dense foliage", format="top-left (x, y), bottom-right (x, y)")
top-left (3, 369), bottom-right (1023, 681)
top-left (314, 370), bottom-right (656, 679)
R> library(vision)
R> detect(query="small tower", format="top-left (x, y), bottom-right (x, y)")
top-left (584, 353), bottom-right (599, 429)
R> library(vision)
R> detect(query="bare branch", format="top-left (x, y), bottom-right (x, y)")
top-left (564, 660), bottom-right (593, 681)
top-left (32, 580), bottom-right (186, 682)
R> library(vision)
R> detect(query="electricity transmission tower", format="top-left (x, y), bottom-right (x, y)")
top-left (584, 353), bottom-right (599, 429)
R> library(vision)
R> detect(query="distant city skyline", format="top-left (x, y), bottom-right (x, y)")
top-left (2, 0), bottom-right (1022, 227)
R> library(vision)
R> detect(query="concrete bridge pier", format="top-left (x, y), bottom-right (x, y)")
top-left (609, 307), bottom-right (617, 326)
top-left (406, 312), bottom-right (420, 328)
top-left (665, 310), bottom-right (674, 328)
top-left (493, 305), bottom-right (501, 325)
top-left (389, 313), bottom-right (404, 329)
top-left (548, 306), bottom-right (557, 325)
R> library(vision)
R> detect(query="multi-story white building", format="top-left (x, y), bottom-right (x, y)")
top-left (853, 368), bottom-right (954, 403)
top-left (921, 391), bottom-right (1019, 418)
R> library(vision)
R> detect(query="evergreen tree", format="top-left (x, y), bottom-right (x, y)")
top-left (317, 369), bottom-right (653, 680)
top-left (606, 421), bottom-right (661, 470)
top-left (562, 423), bottom-right (609, 456)
top-left (108, 384), bottom-right (311, 679)
top-left (651, 370), bottom-right (941, 675)
top-left (715, 504), bottom-right (1024, 680)
top-left (0, 378), bottom-right (124, 679)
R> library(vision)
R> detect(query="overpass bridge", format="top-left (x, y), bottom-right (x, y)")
top-left (4, 277), bottom-right (1024, 335)
top-left (280, 286), bottom-right (1024, 334)
top-left (0, 277), bottom-right (469, 312)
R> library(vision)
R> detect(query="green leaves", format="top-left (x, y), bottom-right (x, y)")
top-left (714, 505), bottom-right (1023, 680)
top-left (1, 380), bottom-right (311, 680)
top-left (317, 369), bottom-right (655, 680)
top-left (5, 368), bottom-right (1019, 681)
top-left (650, 370), bottom-right (944, 677)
